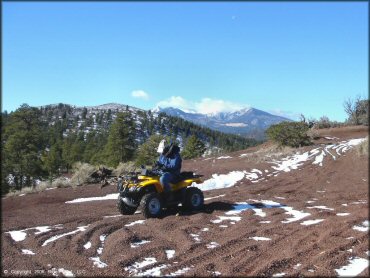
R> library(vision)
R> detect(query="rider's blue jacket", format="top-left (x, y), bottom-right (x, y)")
top-left (158, 153), bottom-right (182, 175)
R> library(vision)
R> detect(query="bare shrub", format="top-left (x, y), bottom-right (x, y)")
top-left (307, 128), bottom-right (320, 140)
top-left (71, 162), bottom-right (96, 186)
top-left (52, 177), bottom-right (71, 188)
top-left (355, 137), bottom-right (368, 157)
top-left (113, 161), bottom-right (137, 176)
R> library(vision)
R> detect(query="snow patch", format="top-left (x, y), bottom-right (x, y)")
top-left (353, 221), bottom-right (369, 232)
top-left (124, 257), bottom-right (157, 275)
top-left (125, 220), bottom-right (146, 227)
top-left (21, 249), bottom-right (35, 255)
top-left (84, 241), bottom-right (91, 249)
top-left (307, 205), bottom-right (334, 211)
top-left (335, 257), bottom-right (369, 277)
top-left (168, 267), bottom-right (192, 276)
top-left (300, 219), bottom-right (324, 225)
top-left (206, 242), bottom-right (220, 249)
top-left (131, 240), bottom-right (151, 248)
top-left (66, 193), bottom-right (118, 203)
top-left (165, 250), bottom-right (175, 259)
top-left (249, 236), bottom-right (271, 241)
top-left (336, 213), bottom-right (350, 216)
top-left (42, 225), bottom-right (89, 246)
top-left (204, 194), bottom-right (225, 201)
top-left (195, 171), bottom-right (245, 191)
top-left (281, 207), bottom-right (311, 223)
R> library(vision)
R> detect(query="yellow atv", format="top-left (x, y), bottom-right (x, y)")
top-left (117, 168), bottom-right (204, 218)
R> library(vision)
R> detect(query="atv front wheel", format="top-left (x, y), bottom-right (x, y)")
top-left (183, 187), bottom-right (204, 211)
top-left (141, 192), bottom-right (163, 218)
top-left (117, 196), bottom-right (137, 215)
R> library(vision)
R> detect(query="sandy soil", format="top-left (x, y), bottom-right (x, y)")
top-left (2, 127), bottom-right (369, 277)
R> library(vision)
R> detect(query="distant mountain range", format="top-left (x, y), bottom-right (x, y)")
top-left (154, 107), bottom-right (292, 139)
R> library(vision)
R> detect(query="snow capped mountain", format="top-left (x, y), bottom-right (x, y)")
top-left (156, 107), bottom-right (292, 139)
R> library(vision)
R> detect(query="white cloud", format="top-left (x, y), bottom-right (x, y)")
top-left (131, 90), bottom-right (149, 100)
top-left (156, 96), bottom-right (249, 115)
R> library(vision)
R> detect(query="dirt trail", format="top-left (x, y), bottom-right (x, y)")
top-left (2, 127), bottom-right (369, 277)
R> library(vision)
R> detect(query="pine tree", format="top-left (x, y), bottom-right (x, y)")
top-left (104, 112), bottom-right (136, 167)
top-left (181, 135), bottom-right (206, 159)
top-left (135, 134), bottom-right (166, 166)
top-left (3, 104), bottom-right (47, 190)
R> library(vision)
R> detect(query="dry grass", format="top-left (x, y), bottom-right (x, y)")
top-left (355, 137), bottom-right (368, 157)
top-left (70, 162), bottom-right (96, 186)
top-left (113, 161), bottom-right (137, 176)
top-left (5, 177), bottom-right (72, 197)
top-left (240, 143), bottom-right (295, 163)
top-left (307, 128), bottom-right (320, 140)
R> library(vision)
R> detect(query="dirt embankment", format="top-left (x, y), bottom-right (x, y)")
top-left (2, 127), bottom-right (368, 277)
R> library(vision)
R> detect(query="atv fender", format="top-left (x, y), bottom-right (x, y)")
top-left (138, 180), bottom-right (164, 193)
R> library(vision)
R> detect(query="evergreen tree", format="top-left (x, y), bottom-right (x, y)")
top-left (181, 135), bottom-right (206, 159)
top-left (104, 112), bottom-right (136, 167)
top-left (42, 142), bottom-right (63, 180)
top-left (3, 104), bottom-right (47, 190)
top-left (135, 134), bottom-right (166, 166)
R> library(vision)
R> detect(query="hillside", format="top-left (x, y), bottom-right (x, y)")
top-left (2, 126), bottom-right (368, 277)
top-left (37, 103), bottom-right (257, 151)
top-left (156, 107), bottom-right (291, 139)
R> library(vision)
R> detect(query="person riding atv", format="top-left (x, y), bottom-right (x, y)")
top-left (156, 142), bottom-right (182, 201)
top-left (116, 140), bottom-right (204, 218)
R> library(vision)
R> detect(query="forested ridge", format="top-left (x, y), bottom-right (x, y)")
top-left (1, 103), bottom-right (258, 194)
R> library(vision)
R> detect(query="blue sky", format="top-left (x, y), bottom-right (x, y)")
top-left (3, 2), bottom-right (368, 121)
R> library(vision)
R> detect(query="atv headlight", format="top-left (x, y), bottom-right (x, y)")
top-left (129, 186), bottom-right (138, 192)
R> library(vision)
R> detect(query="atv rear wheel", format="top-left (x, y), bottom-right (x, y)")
top-left (117, 196), bottom-right (137, 215)
top-left (141, 192), bottom-right (163, 218)
top-left (183, 187), bottom-right (204, 211)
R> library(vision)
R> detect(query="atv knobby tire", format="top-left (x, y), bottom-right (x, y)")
top-left (117, 196), bottom-right (137, 215)
top-left (183, 187), bottom-right (204, 211)
top-left (141, 192), bottom-right (163, 218)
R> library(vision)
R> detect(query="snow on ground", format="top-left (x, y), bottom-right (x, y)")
top-left (84, 241), bottom-right (92, 249)
top-left (125, 220), bottom-right (146, 227)
top-left (66, 193), bottom-right (118, 203)
top-left (7, 224), bottom-right (63, 242)
top-left (272, 272), bottom-right (286, 277)
top-left (217, 156), bottom-right (232, 159)
top-left (194, 171), bottom-right (245, 191)
top-left (21, 249), bottom-right (35, 255)
top-left (165, 250), bottom-right (175, 259)
top-left (353, 221), bottom-right (369, 232)
top-left (249, 236), bottom-right (271, 241)
top-left (204, 194), bottom-right (226, 201)
top-left (131, 240), bottom-right (151, 248)
top-left (42, 225), bottom-right (89, 246)
top-left (300, 219), bottom-right (324, 226)
top-left (307, 205), bottom-right (334, 211)
top-left (336, 213), bottom-right (350, 216)
top-left (281, 207), bottom-right (311, 223)
top-left (206, 242), bottom-right (220, 249)
top-left (89, 234), bottom-right (108, 268)
top-left (335, 257), bottom-right (369, 277)
top-left (124, 257), bottom-right (157, 275)
top-left (168, 267), bottom-right (192, 276)
top-left (190, 233), bottom-right (201, 242)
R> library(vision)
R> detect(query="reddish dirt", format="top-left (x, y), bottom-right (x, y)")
top-left (2, 127), bottom-right (369, 277)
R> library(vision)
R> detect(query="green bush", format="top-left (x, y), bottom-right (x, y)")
top-left (266, 121), bottom-right (311, 148)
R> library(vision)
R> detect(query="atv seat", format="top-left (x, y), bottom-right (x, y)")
top-left (172, 171), bottom-right (199, 183)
